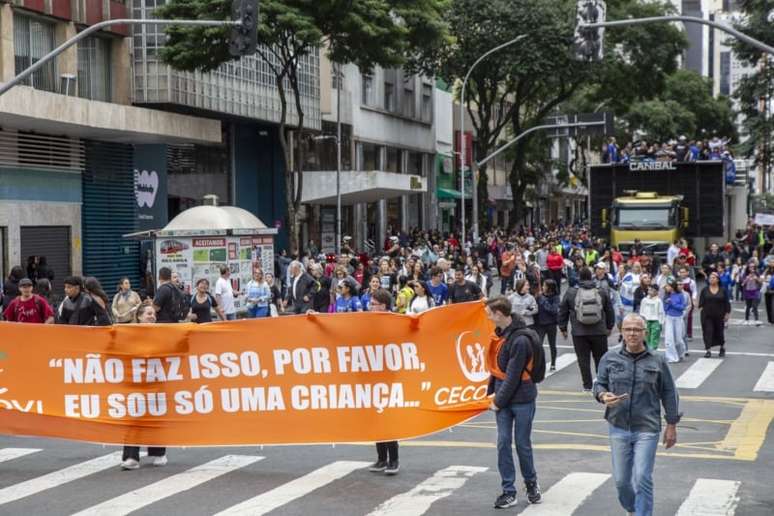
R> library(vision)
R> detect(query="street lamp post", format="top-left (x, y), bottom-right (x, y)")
top-left (459, 34), bottom-right (527, 244)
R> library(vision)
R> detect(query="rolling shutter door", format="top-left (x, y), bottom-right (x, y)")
top-left (20, 226), bottom-right (71, 294)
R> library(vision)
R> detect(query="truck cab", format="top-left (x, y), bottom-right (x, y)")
top-left (602, 192), bottom-right (688, 258)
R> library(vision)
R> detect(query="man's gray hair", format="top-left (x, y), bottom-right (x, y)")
top-left (290, 260), bottom-right (305, 273)
top-left (622, 312), bottom-right (646, 326)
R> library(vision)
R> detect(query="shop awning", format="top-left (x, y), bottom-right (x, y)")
top-left (437, 187), bottom-right (471, 200)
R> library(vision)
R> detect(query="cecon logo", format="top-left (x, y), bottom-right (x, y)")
top-left (455, 331), bottom-right (489, 383)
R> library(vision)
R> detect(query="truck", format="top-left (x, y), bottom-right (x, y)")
top-left (588, 160), bottom-right (748, 258)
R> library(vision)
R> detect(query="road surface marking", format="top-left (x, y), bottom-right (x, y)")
top-left (546, 353), bottom-right (577, 377)
top-left (520, 472), bottom-right (610, 515)
top-left (720, 399), bottom-right (774, 461)
top-left (753, 362), bottom-right (774, 392)
top-left (216, 460), bottom-right (368, 515)
top-left (554, 344), bottom-right (774, 358)
top-left (676, 358), bottom-right (723, 389)
top-left (366, 465), bottom-right (487, 516)
top-left (675, 478), bottom-right (740, 515)
top-left (0, 448), bottom-right (41, 464)
top-left (74, 455), bottom-right (262, 516)
top-left (0, 452), bottom-right (134, 506)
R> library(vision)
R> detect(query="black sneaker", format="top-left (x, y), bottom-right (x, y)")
top-left (369, 461), bottom-right (387, 472)
top-left (494, 492), bottom-right (518, 509)
top-left (384, 460), bottom-right (400, 475)
top-left (704, 351), bottom-right (711, 358)
top-left (550, 364), bottom-right (556, 372)
top-left (719, 347), bottom-right (726, 357)
top-left (525, 480), bottom-right (542, 504)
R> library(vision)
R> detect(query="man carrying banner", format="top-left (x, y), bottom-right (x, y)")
top-left (367, 288), bottom-right (401, 475)
top-left (485, 296), bottom-right (542, 509)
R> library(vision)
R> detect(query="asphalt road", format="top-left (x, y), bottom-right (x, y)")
top-left (0, 298), bottom-right (772, 515)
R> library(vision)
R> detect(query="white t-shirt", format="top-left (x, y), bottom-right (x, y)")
top-left (215, 276), bottom-right (236, 315)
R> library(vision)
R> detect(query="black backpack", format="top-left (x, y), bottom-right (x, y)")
top-left (512, 328), bottom-right (546, 383)
top-left (164, 283), bottom-right (189, 322)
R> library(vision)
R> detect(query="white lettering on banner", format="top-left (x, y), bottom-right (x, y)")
top-left (272, 348), bottom-right (332, 375)
top-left (188, 352), bottom-right (265, 380)
top-left (335, 344), bottom-right (421, 373)
top-left (64, 395), bottom-right (100, 418)
top-left (434, 385), bottom-right (488, 406)
top-left (628, 161), bottom-right (677, 171)
top-left (107, 393), bottom-right (168, 418)
top-left (290, 383), bottom-right (407, 413)
top-left (220, 387), bottom-right (286, 413)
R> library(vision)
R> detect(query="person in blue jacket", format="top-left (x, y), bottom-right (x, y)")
top-left (663, 280), bottom-right (687, 363)
top-left (534, 279), bottom-right (560, 371)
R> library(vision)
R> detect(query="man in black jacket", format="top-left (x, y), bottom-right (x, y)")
top-left (485, 296), bottom-right (542, 509)
top-left (558, 267), bottom-right (616, 392)
top-left (283, 261), bottom-right (316, 314)
top-left (56, 276), bottom-right (98, 326)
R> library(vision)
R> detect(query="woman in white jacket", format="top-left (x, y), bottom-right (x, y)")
top-left (509, 278), bottom-right (538, 327)
top-left (639, 284), bottom-right (665, 350)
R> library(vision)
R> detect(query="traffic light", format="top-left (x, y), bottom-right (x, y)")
top-left (573, 0), bottom-right (606, 62)
top-left (229, 0), bottom-right (258, 57)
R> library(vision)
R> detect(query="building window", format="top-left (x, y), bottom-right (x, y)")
top-left (421, 83), bottom-right (433, 122)
top-left (403, 82), bottom-right (415, 118)
top-left (384, 81), bottom-right (395, 111)
top-left (77, 36), bottom-right (112, 101)
top-left (359, 142), bottom-right (381, 170)
top-left (386, 147), bottom-right (402, 173)
top-left (332, 67), bottom-right (344, 90)
top-left (13, 13), bottom-right (56, 93)
top-left (719, 51), bottom-right (730, 97)
top-left (361, 73), bottom-right (373, 106)
top-left (406, 151), bottom-right (424, 176)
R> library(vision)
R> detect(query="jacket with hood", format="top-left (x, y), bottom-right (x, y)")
top-left (558, 280), bottom-right (616, 336)
top-left (486, 317), bottom-right (538, 406)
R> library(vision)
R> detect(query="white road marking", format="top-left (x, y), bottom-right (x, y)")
top-left (675, 358), bottom-right (724, 389)
top-left (0, 452), bottom-right (134, 506)
top-left (675, 478), bottom-right (740, 515)
top-left (0, 448), bottom-right (41, 464)
top-left (74, 455), bottom-right (262, 516)
top-left (366, 465), bottom-right (488, 516)
top-left (753, 362), bottom-right (774, 392)
top-left (520, 472), bottom-right (610, 515)
top-left (546, 353), bottom-right (578, 377)
top-left (216, 460), bottom-right (368, 515)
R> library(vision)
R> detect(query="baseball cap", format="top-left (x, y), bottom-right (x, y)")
top-left (18, 278), bottom-right (33, 287)
top-left (595, 262), bottom-right (607, 269)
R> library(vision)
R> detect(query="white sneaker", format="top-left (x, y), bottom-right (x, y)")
top-left (152, 455), bottom-right (168, 467)
top-left (121, 458), bottom-right (140, 470)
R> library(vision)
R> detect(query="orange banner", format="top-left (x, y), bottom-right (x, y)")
top-left (0, 303), bottom-right (493, 446)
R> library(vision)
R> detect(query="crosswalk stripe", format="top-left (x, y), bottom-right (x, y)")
top-left (73, 455), bottom-right (263, 516)
top-left (215, 460), bottom-right (369, 515)
top-left (753, 362), bottom-right (774, 392)
top-left (675, 358), bottom-right (723, 389)
top-left (0, 452), bottom-right (133, 506)
top-left (520, 472), bottom-right (610, 515)
top-left (0, 448), bottom-right (41, 464)
top-left (546, 353), bottom-right (577, 377)
top-left (365, 465), bottom-right (487, 516)
top-left (675, 478), bottom-right (740, 515)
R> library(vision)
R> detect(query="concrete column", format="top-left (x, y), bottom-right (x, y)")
top-left (111, 37), bottom-right (131, 105)
top-left (378, 199), bottom-right (387, 246)
top-left (353, 203), bottom-right (365, 249)
top-left (0, 4), bottom-right (14, 83)
top-left (400, 195), bottom-right (409, 232)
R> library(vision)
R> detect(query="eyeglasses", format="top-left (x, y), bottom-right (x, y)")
top-left (622, 328), bottom-right (645, 334)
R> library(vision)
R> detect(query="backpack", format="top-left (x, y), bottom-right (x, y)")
top-left (574, 286), bottom-right (603, 325)
top-left (164, 283), bottom-right (189, 322)
top-left (486, 328), bottom-right (546, 384)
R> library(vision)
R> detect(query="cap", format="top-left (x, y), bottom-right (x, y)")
top-left (343, 235), bottom-right (352, 241)
top-left (595, 262), bottom-right (607, 269)
top-left (390, 236), bottom-right (399, 242)
top-left (18, 278), bottom-right (33, 287)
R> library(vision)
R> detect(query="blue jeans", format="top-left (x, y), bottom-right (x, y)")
top-left (608, 425), bottom-right (659, 516)
top-left (248, 305), bottom-right (269, 318)
top-left (496, 400), bottom-right (537, 495)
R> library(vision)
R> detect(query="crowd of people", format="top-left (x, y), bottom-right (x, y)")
top-left (602, 135), bottom-right (734, 164)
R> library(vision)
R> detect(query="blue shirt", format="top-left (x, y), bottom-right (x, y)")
top-left (427, 282), bottom-right (448, 306)
top-left (664, 292), bottom-right (686, 317)
top-left (245, 280), bottom-right (270, 307)
top-left (335, 296), bottom-right (362, 313)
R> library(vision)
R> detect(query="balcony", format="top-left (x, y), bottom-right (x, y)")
top-left (301, 170), bottom-right (426, 205)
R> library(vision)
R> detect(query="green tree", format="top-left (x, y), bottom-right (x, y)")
top-left (626, 99), bottom-right (696, 141)
top-left (155, 0), bottom-right (449, 252)
top-left (732, 0), bottom-right (774, 190)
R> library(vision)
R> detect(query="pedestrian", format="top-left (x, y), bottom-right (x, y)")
top-left (394, 276), bottom-right (415, 314)
top-left (309, 264), bottom-right (332, 314)
top-left (360, 276), bottom-right (381, 312)
top-left (764, 263), bottom-right (774, 324)
top-left (121, 301), bottom-right (168, 470)
top-left (465, 264), bottom-right (488, 294)
top-left (265, 272), bottom-right (282, 316)
top-left (1, 265), bottom-right (24, 314)
top-left (426, 267), bottom-right (449, 306)
top-left (449, 269), bottom-right (483, 304)
top-left (367, 288), bottom-right (400, 475)
top-left (499, 244), bottom-right (517, 295)
top-left (741, 261), bottom-right (763, 324)
top-left (731, 256), bottom-right (744, 301)
top-left (284, 260), bottom-right (316, 314)
top-left (619, 262), bottom-right (642, 318)
top-left (558, 267), bottom-right (616, 392)
top-left (215, 265), bottom-right (237, 320)
top-left (546, 244), bottom-right (564, 287)
top-left (638, 285), bottom-right (665, 351)
top-left (111, 277), bottom-right (142, 324)
top-left (484, 296), bottom-right (542, 509)
top-left (632, 273), bottom-right (651, 313)
top-left (676, 266), bottom-right (697, 340)
top-left (153, 267), bottom-right (186, 323)
top-left (84, 277), bottom-right (113, 326)
top-left (534, 279), bottom-right (560, 371)
top-left (408, 280), bottom-right (433, 314)
top-left (593, 313), bottom-right (680, 516)
top-left (334, 279), bottom-right (362, 313)
top-left (662, 280), bottom-right (687, 363)
top-left (2, 278), bottom-right (54, 324)
top-left (56, 276), bottom-right (99, 326)
top-left (509, 279), bottom-right (538, 327)
top-left (188, 278), bottom-right (225, 323)
top-left (245, 269), bottom-right (271, 318)
top-left (699, 271), bottom-right (731, 358)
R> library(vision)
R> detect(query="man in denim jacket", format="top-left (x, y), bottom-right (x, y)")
top-left (593, 313), bottom-right (681, 516)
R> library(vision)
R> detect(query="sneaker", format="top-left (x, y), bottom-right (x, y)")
top-left (525, 480), bottom-right (542, 504)
top-left (550, 365), bottom-right (556, 372)
top-left (684, 351), bottom-right (690, 357)
top-left (369, 461), bottom-right (388, 472)
top-left (494, 492), bottom-right (518, 509)
top-left (719, 348), bottom-right (726, 357)
top-left (704, 351), bottom-right (711, 358)
top-left (583, 388), bottom-right (592, 393)
top-left (152, 455), bottom-right (168, 467)
top-left (384, 460), bottom-right (400, 475)
top-left (121, 458), bottom-right (140, 470)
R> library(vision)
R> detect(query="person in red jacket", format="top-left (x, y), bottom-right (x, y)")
top-left (2, 278), bottom-right (54, 324)
top-left (546, 246), bottom-right (564, 287)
